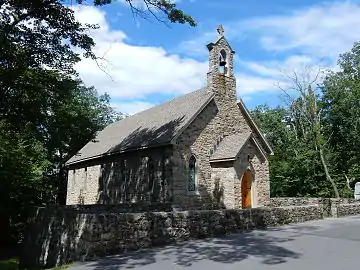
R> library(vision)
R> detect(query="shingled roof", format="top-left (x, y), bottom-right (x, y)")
top-left (66, 88), bottom-right (214, 166)
top-left (210, 132), bottom-right (252, 162)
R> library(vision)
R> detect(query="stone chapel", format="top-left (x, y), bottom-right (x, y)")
top-left (65, 25), bottom-right (274, 210)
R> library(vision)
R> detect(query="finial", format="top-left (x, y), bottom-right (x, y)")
top-left (217, 25), bottom-right (224, 37)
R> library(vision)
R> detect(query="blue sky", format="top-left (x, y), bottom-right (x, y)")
top-left (70, 0), bottom-right (360, 114)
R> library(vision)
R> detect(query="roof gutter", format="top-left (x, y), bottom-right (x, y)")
top-left (209, 157), bottom-right (236, 163)
top-left (65, 142), bottom-right (172, 167)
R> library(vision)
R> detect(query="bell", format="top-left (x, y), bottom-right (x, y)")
top-left (220, 60), bottom-right (226, 66)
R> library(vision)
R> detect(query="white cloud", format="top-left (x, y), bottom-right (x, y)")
top-left (243, 1), bottom-right (360, 59)
top-left (71, 1), bottom-right (356, 113)
top-left (236, 73), bottom-right (280, 95)
top-left (178, 1), bottom-right (357, 97)
top-left (240, 55), bottom-right (317, 77)
top-left (71, 5), bottom-right (291, 109)
top-left (72, 5), bottom-right (207, 101)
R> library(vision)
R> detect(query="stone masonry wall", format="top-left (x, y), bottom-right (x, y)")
top-left (66, 146), bottom-right (173, 205)
top-left (172, 35), bottom-right (269, 210)
top-left (268, 197), bottom-right (360, 218)
top-left (20, 204), bottom-right (323, 269)
top-left (268, 197), bottom-right (358, 208)
top-left (336, 203), bottom-right (360, 217)
top-left (268, 197), bottom-right (324, 207)
top-left (173, 76), bottom-right (268, 209)
top-left (233, 140), bottom-right (270, 208)
top-left (210, 166), bottom-right (235, 208)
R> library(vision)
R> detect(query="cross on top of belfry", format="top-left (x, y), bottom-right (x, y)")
top-left (217, 25), bottom-right (224, 36)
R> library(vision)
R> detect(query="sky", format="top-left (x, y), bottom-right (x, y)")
top-left (68, 0), bottom-right (360, 115)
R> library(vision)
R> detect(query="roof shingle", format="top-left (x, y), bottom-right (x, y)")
top-left (210, 132), bottom-right (252, 162)
top-left (66, 88), bottom-right (214, 165)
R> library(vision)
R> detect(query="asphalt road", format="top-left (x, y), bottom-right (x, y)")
top-left (69, 216), bottom-right (360, 270)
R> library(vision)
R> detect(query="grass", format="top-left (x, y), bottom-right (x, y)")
top-left (0, 258), bottom-right (18, 270)
top-left (0, 258), bottom-right (72, 270)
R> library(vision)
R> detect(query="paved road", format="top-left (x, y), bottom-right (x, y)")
top-left (69, 216), bottom-right (360, 270)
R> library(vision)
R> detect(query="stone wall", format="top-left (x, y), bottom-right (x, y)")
top-left (66, 146), bottom-right (173, 205)
top-left (268, 197), bottom-right (323, 207)
top-left (336, 203), bottom-right (360, 217)
top-left (268, 197), bottom-right (360, 218)
top-left (20, 205), bottom-right (323, 269)
top-left (268, 197), bottom-right (358, 208)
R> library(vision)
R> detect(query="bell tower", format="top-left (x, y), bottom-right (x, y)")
top-left (206, 25), bottom-right (237, 101)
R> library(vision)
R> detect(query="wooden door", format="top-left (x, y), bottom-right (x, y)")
top-left (241, 171), bottom-right (252, 208)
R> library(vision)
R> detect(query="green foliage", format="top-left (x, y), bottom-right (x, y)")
top-left (0, 120), bottom-right (51, 244)
top-left (321, 41), bottom-right (360, 187)
top-left (251, 105), bottom-right (329, 197)
top-left (252, 42), bottom-right (360, 199)
top-left (0, 257), bottom-right (71, 270)
top-left (0, 0), bottom-right (123, 249)
top-left (0, 0), bottom-right (192, 251)
top-left (0, 258), bottom-right (19, 270)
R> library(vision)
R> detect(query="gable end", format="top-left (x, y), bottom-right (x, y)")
top-left (237, 99), bottom-right (274, 156)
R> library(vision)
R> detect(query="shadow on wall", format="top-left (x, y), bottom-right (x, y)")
top-left (89, 117), bottom-right (187, 205)
top-left (19, 207), bottom-right (91, 269)
top-left (20, 205), bottom-right (317, 269)
top-left (91, 108), bottom-right (227, 210)
top-left (212, 177), bottom-right (225, 209)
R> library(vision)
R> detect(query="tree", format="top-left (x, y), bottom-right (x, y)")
top-left (251, 104), bottom-right (326, 197)
top-left (0, 0), bottom-right (99, 131)
top-left (0, 0), bottom-right (193, 250)
top-left (41, 77), bottom-right (123, 204)
top-left (0, 120), bottom-right (50, 248)
top-left (321, 41), bottom-right (360, 190)
top-left (276, 67), bottom-right (340, 198)
top-left (1, 0), bottom-right (194, 130)
top-left (251, 65), bottom-right (358, 198)
top-left (0, 73), bottom-right (121, 247)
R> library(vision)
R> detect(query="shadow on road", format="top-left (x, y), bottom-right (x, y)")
top-left (81, 231), bottom-right (301, 269)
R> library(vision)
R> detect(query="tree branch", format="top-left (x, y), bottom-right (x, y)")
top-left (343, 173), bottom-right (354, 191)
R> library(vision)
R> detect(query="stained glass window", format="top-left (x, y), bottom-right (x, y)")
top-left (188, 155), bottom-right (196, 192)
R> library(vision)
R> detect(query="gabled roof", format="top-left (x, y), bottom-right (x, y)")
top-left (66, 88), bottom-right (214, 166)
top-left (210, 131), bottom-right (270, 163)
top-left (206, 36), bottom-right (235, 54)
top-left (237, 99), bottom-right (274, 156)
top-left (210, 132), bottom-right (252, 162)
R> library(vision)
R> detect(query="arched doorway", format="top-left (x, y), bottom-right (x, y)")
top-left (241, 170), bottom-right (252, 208)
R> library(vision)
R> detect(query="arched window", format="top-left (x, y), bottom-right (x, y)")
top-left (218, 49), bottom-right (228, 75)
top-left (188, 155), bottom-right (197, 192)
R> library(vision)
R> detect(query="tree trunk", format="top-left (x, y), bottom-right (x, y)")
top-left (344, 173), bottom-right (353, 191)
top-left (319, 147), bottom-right (340, 198)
